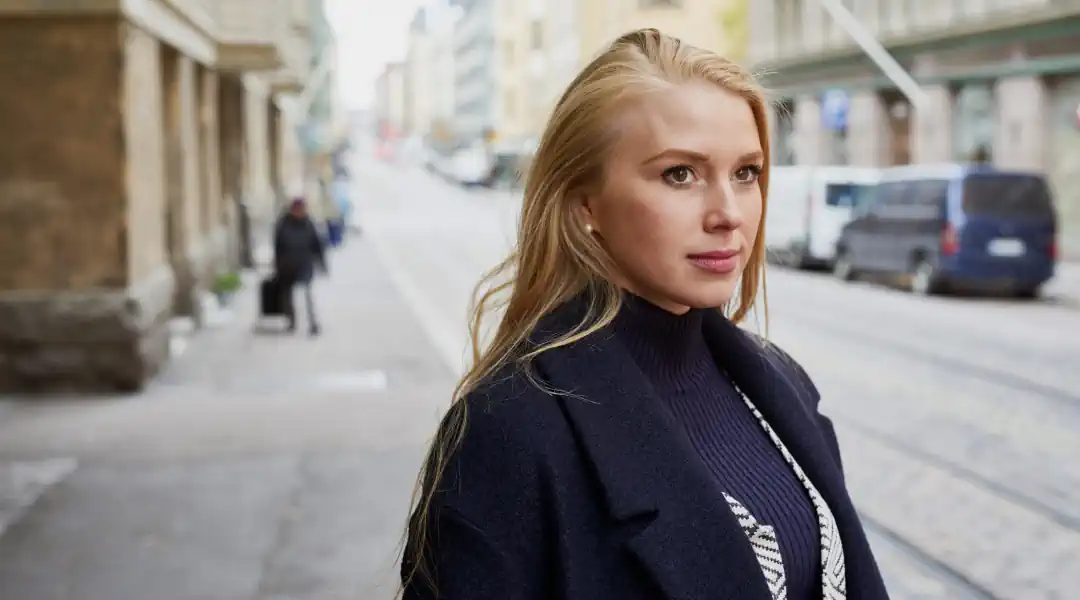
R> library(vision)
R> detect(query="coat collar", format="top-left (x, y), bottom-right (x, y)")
top-left (529, 296), bottom-right (852, 600)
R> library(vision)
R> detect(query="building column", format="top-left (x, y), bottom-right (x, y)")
top-left (845, 90), bottom-right (890, 166)
top-left (218, 75), bottom-right (246, 271)
top-left (163, 51), bottom-right (205, 322)
top-left (792, 95), bottom-right (827, 165)
top-left (279, 105), bottom-right (304, 197)
top-left (993, 75), bottom-right (1048, 171)
top-left (0, 17), bottom-right (174, 392)
top-left (242, 75), bottom-right (274, 232)
top-left (198, 67), bottom-right (229, 279)
top-left (911, 85), bottom-right (954, 163)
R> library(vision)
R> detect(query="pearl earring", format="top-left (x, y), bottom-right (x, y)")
top-left (584, 223), bottom-right (594, 234)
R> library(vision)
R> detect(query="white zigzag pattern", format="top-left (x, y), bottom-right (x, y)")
top-left (726, 383), bottom-right (848, 600)
top-left (723, 493), bottom-right (787, 600)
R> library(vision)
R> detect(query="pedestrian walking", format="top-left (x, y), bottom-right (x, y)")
top-left (399, 29), bottom-right (888, 600)
top-left (272, 198), bottom-right (327, 336)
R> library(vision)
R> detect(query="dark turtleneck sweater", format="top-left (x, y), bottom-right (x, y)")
top-left (613, 294), bottom-right (821, 599)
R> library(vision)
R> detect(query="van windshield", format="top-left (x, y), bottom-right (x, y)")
top-left (825, 183), bottom-right (876, 208)
top-left (962, 174), bottom-right (1054, 218)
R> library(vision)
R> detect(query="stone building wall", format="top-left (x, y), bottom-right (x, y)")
top-left (0, 17), bottom-right (174, 392)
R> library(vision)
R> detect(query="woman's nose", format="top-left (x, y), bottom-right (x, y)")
top-left (703, 181), bottom-right (744, 231)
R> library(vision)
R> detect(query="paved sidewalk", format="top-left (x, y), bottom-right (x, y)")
top-left (0, 237), bottom-right (456, 600)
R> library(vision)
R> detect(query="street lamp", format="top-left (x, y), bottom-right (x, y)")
top-left (813, 0), bottom-right (928, 111)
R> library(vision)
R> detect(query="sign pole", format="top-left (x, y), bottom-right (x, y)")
top-left (813, 0), bottom-right (928, 110)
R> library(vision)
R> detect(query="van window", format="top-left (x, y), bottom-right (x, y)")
top-left (962, 174), bottom-right (1053, 217)
top-left (910, 180), bottom-right (949, 208)
top-left (825, 183), bottom-right (875, 208)
top-left (907, 179), bottom-right (949, 219)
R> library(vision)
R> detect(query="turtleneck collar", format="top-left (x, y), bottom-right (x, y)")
top-left (612, 293), bottom-right (712, 383)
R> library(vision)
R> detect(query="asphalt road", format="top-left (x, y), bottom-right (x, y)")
top-left (0, 158), bottom-right (1077, 600)
top-left (355, 160), bottom-right (1080, 600)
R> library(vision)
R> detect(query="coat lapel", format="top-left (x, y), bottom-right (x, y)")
top-left (701, 311), bottom-right (885, 599)
top-left (531, 302), bottom-right (770, 600)
top-left (699, 311), bottom-right (848, 512)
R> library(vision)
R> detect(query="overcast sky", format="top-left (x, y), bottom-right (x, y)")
top-left (327, 0), bottom-right (424, 109)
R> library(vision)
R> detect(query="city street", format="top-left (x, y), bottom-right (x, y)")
top-left (0, 158), bottom-right (1078, 599)
top-left (355, 160), bottom-right (1080, 599)
top-left (0, 231), bottom-right (456, 599)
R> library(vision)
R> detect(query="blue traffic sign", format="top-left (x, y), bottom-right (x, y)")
top-left (821, 89), bottom-right (850, 132)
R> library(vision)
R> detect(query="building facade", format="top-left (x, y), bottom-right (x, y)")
top-left (748, 0), bottom-right (1080, 259)
top-left (487, 0), bottom-right (747, 155)
top-left (375, 62), bottom-right (408, 145)
top-left (404, 1), bottom-right (459, 154)
top-left (0, 0), bottom-right (313, 392)
top-left (299, 0), bottom-right (346, 218)
top-left (580, 0), bottom-right (748, 66)
top-left (452, 0), bottom-right (499, 146)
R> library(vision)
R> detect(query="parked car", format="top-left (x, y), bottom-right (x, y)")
top-left (834, 163), bottom-right (1057, 297)
top-left (765, 165), bottom-right (881, 269)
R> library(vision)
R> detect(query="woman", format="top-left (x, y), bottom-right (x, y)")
top-left (400, 29), bottom-right (889, 600)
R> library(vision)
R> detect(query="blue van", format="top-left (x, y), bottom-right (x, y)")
top-left (834, 164), bottom-right (1057, 297)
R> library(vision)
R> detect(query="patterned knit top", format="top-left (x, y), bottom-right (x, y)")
top-left (612, 294), bottom-right (847, 599)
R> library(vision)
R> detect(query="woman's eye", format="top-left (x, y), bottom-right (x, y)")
top-left (733, 165), bottom-right (763, 184)
top-left (662, 165), bottom-right (697, 187)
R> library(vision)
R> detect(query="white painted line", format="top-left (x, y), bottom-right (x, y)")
top-left (0, 457), bottom-right (78, 537)
top-left (364, 229), bottom-right (467, 377)
top-left (352, 163), bottom-right (468, 376)
top-left (310, 370), bottom-right (389, 393)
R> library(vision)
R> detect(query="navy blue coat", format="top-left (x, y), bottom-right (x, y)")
top-left (273, 214), bottom-right (325, 284)
top-left (403, 298), bottom-right (890, 600)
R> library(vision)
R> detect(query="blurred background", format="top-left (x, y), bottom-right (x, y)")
top-left (0, 0), bottom-right (1079, 599)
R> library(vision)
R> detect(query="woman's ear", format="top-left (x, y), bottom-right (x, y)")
top-left (570, 188), bottom-right (597, 234)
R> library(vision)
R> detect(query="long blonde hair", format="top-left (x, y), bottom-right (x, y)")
top-left (400, 28), bottom-right (772, 595)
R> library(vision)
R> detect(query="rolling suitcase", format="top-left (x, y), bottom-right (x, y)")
top-left (260, 275), bottom-right (285, 317)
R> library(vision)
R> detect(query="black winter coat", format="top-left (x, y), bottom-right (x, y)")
top-left (402, 296), bottom-right (890, 600)
top-left (273, 214), bottom-right (325, 284)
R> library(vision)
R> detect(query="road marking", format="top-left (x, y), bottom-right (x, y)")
top-left (353, 164), bottom-right (469, 376)
top-left (0, 457), bottom-right (78, 537)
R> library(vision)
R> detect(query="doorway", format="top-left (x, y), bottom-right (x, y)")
top-left (881, 89), bottom-right (912, 165)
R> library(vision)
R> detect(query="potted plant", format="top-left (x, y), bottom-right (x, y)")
top-left (212, 271), bottom-right (243, 306)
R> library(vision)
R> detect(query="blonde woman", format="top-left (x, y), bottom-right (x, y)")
top-left (401, 29), bottom-right (888, 600)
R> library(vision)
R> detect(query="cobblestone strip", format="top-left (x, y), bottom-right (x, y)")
top-left (840, 424), bottom-right (1080, 599)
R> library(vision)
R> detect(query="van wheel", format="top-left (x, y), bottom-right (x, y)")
top-left (1016, 287), bottom-right (1039, 300)
top-left (833, 251), bottom-right (856, 282)
top-left (910, 260), bottom-right (939, 296)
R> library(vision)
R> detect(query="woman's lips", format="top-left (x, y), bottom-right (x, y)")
top-left (687, 250), bottom-right (739, 274)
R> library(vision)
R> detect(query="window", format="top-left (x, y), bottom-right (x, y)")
top-left (905, 179), bottom-right (949, 219)
top-left (910, 180), bottom-right (949, 208)
top-left (962, 174), bottom-right (1054, 218)
top-left (873, 181), bottom-right (911, 215)
top-left (825, 183), bottom-right (873, 208)
top-left (852, 184), bottom-right (879, 214)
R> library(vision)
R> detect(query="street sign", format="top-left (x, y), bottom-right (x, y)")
top-left (821, 89), bottom-right (850, 132)
top-left (813, 0), bottom-right (928, 110)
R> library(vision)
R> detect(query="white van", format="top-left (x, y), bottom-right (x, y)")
top-left (765, 165), bottom-right (881, 268)
top-left (451, 147), bottom-right (492, 187)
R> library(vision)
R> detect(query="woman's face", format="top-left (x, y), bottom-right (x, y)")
top-left (576, 81), bottom-right (764, 314)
